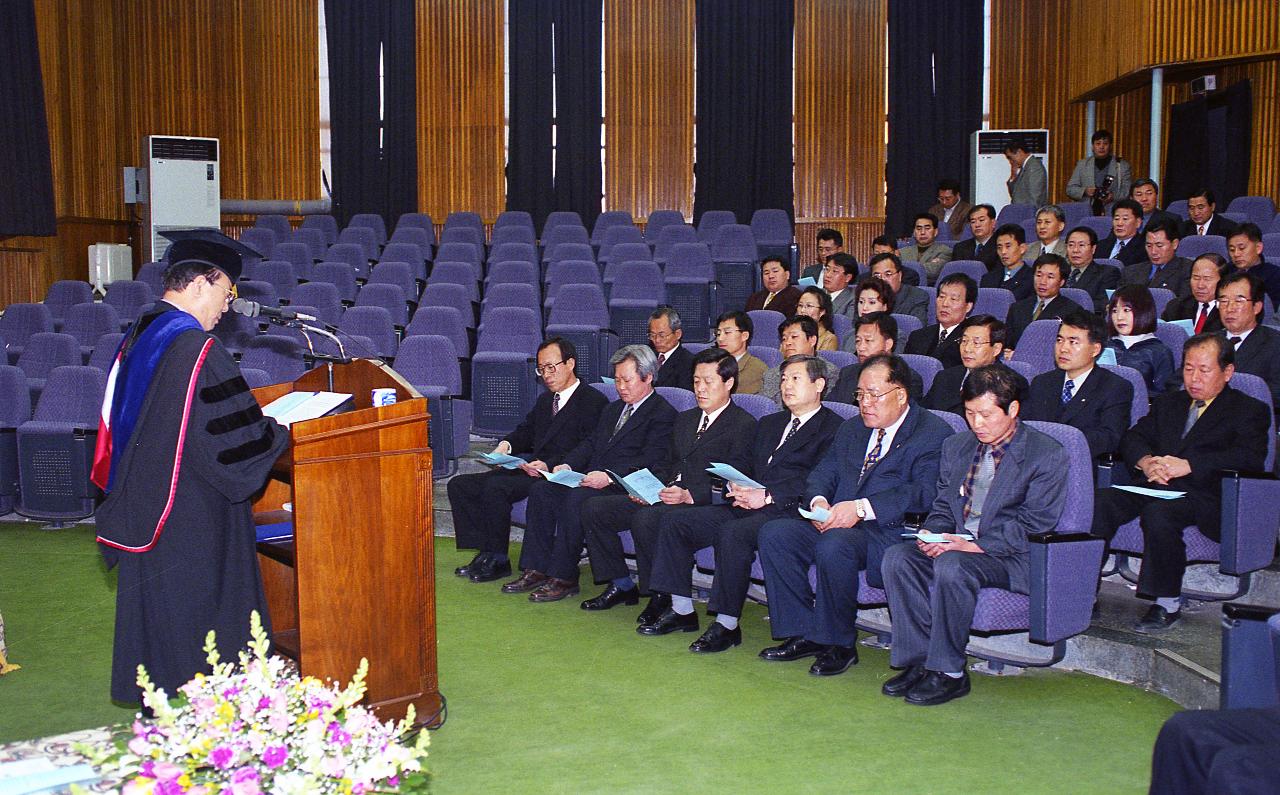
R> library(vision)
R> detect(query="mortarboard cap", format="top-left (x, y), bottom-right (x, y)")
top-left (159, 228), bottom-right (259, 283)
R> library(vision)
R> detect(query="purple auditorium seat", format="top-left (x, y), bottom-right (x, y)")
top-left (831, 313), bottom-right (854, 345)
top-left (135, 261), bottom-right (168, 296)
top-left (937, 260), bottom-right (988, 284)
top-left (1149, 288), bottom-right (1175, 318)
top-left (379, 242), bottom-right (429, 284)
top-left (1111, 372), bottom-right (1278, 600)
top-left (747, 310), bottom-right (785, 348)
top-left (591, 210), bottom-right (635, 247)
top-left (750, 209), bottom-right (796, 268)
top-left (389, 226), bottom-right (435, 260)
top-left (406, 305), bottom-right (469, 357)
top-left (348, 213), bottom-right (388, 246)
top-left (1263, 233), bottom-right (1280, 256)
top-left (1176, 235), bottom-right (1228, 261)
top-left (543, 240), bottom-right (594, 268)
top-left (485, 260), bottom-right (540, 296)
top-left (930, 408), bottom-right (969, 433)
top-left (601, 242), bottom-right (654, 275)
top-left (240, 368), bottom-right (275, 389)
top-left (1080, 216), bottom-right (1114, 240)
top-left (487, 242), bottom-right (537, 269)
top-left (818, 350), bottom-right (856, 370)
top-left (900, 353), bottom-right (943, 394)
top-left (608, 262), bottom-right (664, 345)
top-left (900, 259), bottom-right (928, 288)
top-left (367, 261), bottom-right (418, 306)
top-left (311, 261), bottom-right (360, 304)
top-left (1, 303), bottom-right (55, 363)
top-left (603, 256), bottom-right (660, 298)
top-left (290, 282), bottom-right (344, 326)
top-left (542, 210), bottom-right (584, 236)
top-left (656, 386), bottom-right (696, 412)
top-left (683, 342), bottom-right (713, 356)
top-left (43, 281), bottom-right (93, 332)
top-left (713, 224), bottom-right (760, 313)
top-left (494, 210), bottom-right (534, 232)
top-left (1270, 215), bottom-right (1280, 234)
top-left (749, 345), bottom-right (782, 369)
top-left (1059, 287), bottom-right (1094, 312)
top-left (444, 211), bottom-right (484, 235)
top-left (653, 224), bottom-right (698, 265)
top-left (891, 313), bottom-right (924, 351)
top-left (239, 227), bottom-right (278, 258)
top-left (355, 283), bottom-right (410, 329)
top-left (1010, 318), bottom-right (1062, 376)
top-left (1061, 202), bottom-right (1092, 227)
top-left (428, 261), bottom-right (481, 302)
top-left (1155, 320), bottom-right (1189, 369)
top-left (1226, 196), bottom-right (1277, 229)
top-left (546, 284), bottom-right (618, 384)
top-left (239, 334), bottom-right (308, 383)
top-left (974, 287), bottom-right (1015, 322)
top-left (825, 401), bottom-right (860, 421)
top-left (301, 214), bottom-right (339, 246)
top-left (481, 283), bottom-right (540, 319)
top-left (248, 260), bottom-right (298, 304)
top-left (590, 381), bottom-right (619, 401)
top-left (731, 392), bottom-right (779, 419)
top-left (395, 334), bottom-right (472, 477)
top-left (996, 203), bottom-right (1036, 226)
top-left (470, 327), bottom-right (542, 436)
top-left (490, 225), bottom-right (536, 246)
top-left (290, 228), bottom-right (328, 261)
top-left (236, 279), bottom-right (280, 311)
top-left (477, 306), bottom-right (540, 340)
top-left (16, 365), bottom-right (106, 522)
top-left (544, 260), bottom-right (602, 313)
top-left (1006, 359), bottom-right (1037, 382)
top-left (87, 332), bottom-right (124, 373)
top-left (62, 303), bottom-right (119, 363)
top-left (272, 240), bottom-right (314, 276)
top-left (338, 306), bottom-right (398, 360)
top-left (645, 210), bottom-right (685, 245)
top-left (435, 242), bottom-right (482, 281)
top-left (1163, 199), bottom-right (1189, 221)
top-left (337, 226), bottom-right (378, 262)
top-left (1100, 363), bottom-right (1150, 427)
top-left (0, 364), bottom-right (32, 514)
top-left (440, 225), bottom-right (485, 255)
top-left (696, 210), bottom-right (736, 243)
top-left (16, 333), bottom-right (79, 404)
top-left (102, 280), bottom-right (153, 326)
top-left (419, 283), bottom-right (476, 329)
top-left (255, 214), bottom-right (293, 241)
top-left (322, 242), bottom-right (369, 282)
top-left (211, 309), bottom-right (259, 356)
top-left (395, 212), bottom-right (437, 244)
top-left (597, 224), bottom-right (643, 264)
top-left (663, 243), bottom-right (719, 341)
top-left (540, 225), bottom-right (591, 259)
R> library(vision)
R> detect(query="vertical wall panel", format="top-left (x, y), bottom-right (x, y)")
top-left (416, 0), bottom-right (505, 222)
top-left (604, 0), bottom-right (694, 219)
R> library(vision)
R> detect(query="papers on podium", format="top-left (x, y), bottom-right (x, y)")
top-left (607, 468), bottom-right (666, 505)
top-left (262, 391), bottom-right (354, 427)
top-left (539, 468), bottom-right (587, 487)
top-left (705, 462), bottom-right (766, 490)
top-left (1111, 485), bottom-right (1186, 499)
top-left (902, 531), bottom-right (974, 543)
top-left (480, 451), bottom-right (527, 469)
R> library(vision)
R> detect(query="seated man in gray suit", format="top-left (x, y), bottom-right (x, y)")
top-left (880, 365), bottom-right (1069, 705)
top-left (1003, 254), bottom-right (1084, 353)
top-left (1026, 205), bottom-right (1068, 260)
top-left (759, 316), bottom-right (839, 406)
top-left (898, 213), bottom-right (953, 286)
top-left (831, 313), bottom-right (924, 403)
top-left (823, 253), bottom-right (860, 319)
top-left (757, 355), bottom-right (952, 676)
top-left (801, 228), bottom-right (845, 284)
top-left (868, 252), bottom-right (929, 325)
top-left (1004, 138), bottom-right (1048, 208)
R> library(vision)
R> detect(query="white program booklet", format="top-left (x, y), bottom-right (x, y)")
top-left (262, 391), bottom-right (354, 427)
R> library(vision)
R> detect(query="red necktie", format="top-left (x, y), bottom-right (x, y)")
top-left (1194, 303), bottom-right (1208, 334)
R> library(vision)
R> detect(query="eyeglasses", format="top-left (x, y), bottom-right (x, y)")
top-left (534, 360), bottom-right (567, 376)
top-left (209, 278), bottom-right (237, 306)
top-left (648, 331), bottom-right (676, 341)
top-left (1219, 296), bottom-right (1257, 307)
top-left (713, 328), bottom-right (744, 338)
top-left (853, 386), bottom-right (902, 404)
top-left (959, 338), bottom-right (994, 348)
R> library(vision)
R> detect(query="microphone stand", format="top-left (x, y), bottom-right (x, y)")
top-left (267, 317), bottom-right (349, 393)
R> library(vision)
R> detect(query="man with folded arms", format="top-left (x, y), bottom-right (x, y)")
top-left (503, 345), bottom-right (677, 602)
top-left (578, 348), bottom-right (755, 621)
top-left (450, 337), bottom-right (608, 583)
top-left (757, 355), bottom-right (951, 676)
top-left (640, 356), bottom-right (843, 652)
top-left (881, 365), bottom-right (1069, 705)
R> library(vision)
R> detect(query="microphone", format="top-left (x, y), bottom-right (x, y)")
top-left (231, 298), bottom-right (317, 323)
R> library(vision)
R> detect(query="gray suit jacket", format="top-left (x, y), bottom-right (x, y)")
top-left (759, 359), bottom-right (839, 406)
top-left (1027, 239), bottom-right (1068, 260)
top-left (1119, 256), bottom-right (1193, 299)
top-left (1008, 156), bottom-right (1048, 208)
top-left (1066, 156), bottom-right (1132, 204)
top-left (898, 242), bottom-right (954, 285)
top-left (922, 422), bottom-right (1069, 594)
top-left (894, 284), bottom-right (930, 325)
top-left (830, 287), bottom-right (857, 319)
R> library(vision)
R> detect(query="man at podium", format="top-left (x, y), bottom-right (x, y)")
top-left (91, 229), bottom-right (290, 706)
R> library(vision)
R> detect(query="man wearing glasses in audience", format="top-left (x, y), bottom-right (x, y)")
top-left (713, 310), bottom-right (767, 394)
top-left (823, 253), bottom-right (861, 319)
top-left (648, 306), bottom-right (694, 390)
top-left (923, 315), bottom-right (1017, 416)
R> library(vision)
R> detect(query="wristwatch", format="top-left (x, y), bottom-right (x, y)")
top-left (855, 500), bottom-right (868, 520)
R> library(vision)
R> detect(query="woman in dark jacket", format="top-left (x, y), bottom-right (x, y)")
top-left (1107, 284), bottom-right (1175, 394)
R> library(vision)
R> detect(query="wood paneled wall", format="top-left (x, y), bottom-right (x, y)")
top-left (416, 0), bottom-right (505, 223)
top-left (603, 0), bottom-right (695, 219)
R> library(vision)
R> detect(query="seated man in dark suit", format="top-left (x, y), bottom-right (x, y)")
top-left (580, 347), bottom-right (756, 620)
top-left (641, 355), bottom-right (844, 651)
top-left (868, 252), bottom-right (929, 325)
top-left (1219, 270), bottom-right (1280, 409)
top-left (757, 355), bottom-right (952, 675)
top-left (1130, 178), bottom-right (1180, 234)
top-left (1228, 223), bottom-right (1280, 311)
top-left (648, 306), bottom-right (694, 390)
top-left (1064, 225), bottom-right (1120, 313)
top-left (1182, 187), bottom-right (1238, 239)
top-left (1004, 254), bottom-right (1084, 353)
top-left (504, 345), bottom-right (678, 601)
top-left (872, 234), bottom-right (919, 285)
top-left (801, 228), bottom-right (844, 284)
top-left (1022, 311), bottom-right (1132, 459)
top-left (923, 315), bottom-right (1014, 415)
top-left (449, 337), bottom-right (609, 583)
top-left (745, 256), bottom-right (802, 318)
top-left (830, 313), bottom-right (923, 403)
top-left (1151, 702), bottom-right (1280, 795)
top-left (881, 365), bottom-right (1069, 705)
top-left (1091, 333), bottom-right (1269, 632)
top-left (1098, 198), bottom-right (1147, 266)
top-left (978, 223), bottom-right (1033, 301)
top-left (904, 272), bottom-right (976, 369)
top-left (1161, 252), bottom-right (1229, 334)
top-left (950, 204), bottom-right (1000, 273)
top-left (1119, 217), bottom-right (1191, 298)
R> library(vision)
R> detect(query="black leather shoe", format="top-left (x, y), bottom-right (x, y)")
top-left (636, 609), bottom-right (699, 636)
top-left (637, 594), bottom-right (671, 626)
top-left (808, 645), bottom-right (858, 676)
top-left (454, 552), bottom-right (486, 578)
top-left (905, 671), bottom-right (970, 706)
top-left (759, 637), bottom-right (824, 662)
top-left (467, 556), bottom-right (512, 583)
top-left (881, 664), bottom-right (927, 697)
top-left (689, 623), bottom-right (742, 653)
top-left (580, 584), bottom-right (640, 611)
top-left (1134, 604), bottom-right (1181, 633)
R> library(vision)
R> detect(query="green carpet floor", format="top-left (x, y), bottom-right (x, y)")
top-left (0, 522), bottom-right (1180, 793)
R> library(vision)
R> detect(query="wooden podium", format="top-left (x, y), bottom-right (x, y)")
top-left (250, 360), bottom-right (441, 727)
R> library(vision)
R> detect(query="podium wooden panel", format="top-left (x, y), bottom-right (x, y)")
top-left (251, 360), bottom-right (440, 726)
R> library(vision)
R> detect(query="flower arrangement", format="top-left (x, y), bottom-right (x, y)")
top-left (77, 611), bottom-right (429, 794)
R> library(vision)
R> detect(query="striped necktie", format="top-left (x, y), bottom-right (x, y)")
top-left (552, 392), bottom-right (561, 416)
top-left (860, 429), bottom-right (886, 477)
top-left (1032, 299), bottom-right (1046, 321)
top-left (612, 403), bottom-right (634, 438)
top-left (769, 416), bottom-right (802, 464)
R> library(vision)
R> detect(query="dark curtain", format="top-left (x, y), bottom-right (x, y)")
top-left (0, 0), bottom-right (56, 237)
top-left (884, 0), bottom-right (984, 238)
top-left (1163, 79), bottom-right (1252, 207)
top-left (693, 0), bottom-right (794, 224)
top-left (325, 0), bottom-right (418, 229)
top-left (506, 0), bottom-right (603, 231)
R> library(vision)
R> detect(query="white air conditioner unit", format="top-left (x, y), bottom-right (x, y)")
top-left (970, 129), bottom-right (1050, 213)
top-left (138, 135), bottom-right (220, 262)
top-left (88, 243), bottom-right (133, 295)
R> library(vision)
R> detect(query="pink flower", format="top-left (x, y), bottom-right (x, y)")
top-left (127, 736), bottom-right (152, 756)
top-left (256, 696), bottom-right (272, 712)
top-left (326, 722), bottom-right (352, 747)
top-left (152, 761), bottom-right (184, 782)
top-left (261, 744), bottom-right (288, 769)
top-left (122, 779), bottom-right (154, 795)
top-left (228, 766), bottom-right (262, 795)
top-left (388, 777), bottom-right (400, 788)
top-left (210, 745), bottom-right (236, 769)
top-left (155, 781), bottom-right (185, 795)
top-left (139, 760), bottom-right (156, 779)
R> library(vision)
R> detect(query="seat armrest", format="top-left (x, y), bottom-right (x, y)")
top-left (1219, 473), bottom-right (1280, 575)
top-left (1028, 532), bottom-right (1105, 644)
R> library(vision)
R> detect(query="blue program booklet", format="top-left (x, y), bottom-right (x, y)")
top-left (480, 451), bottom-right (527, 469)
top-left (798, 276), bottom-right (818, 288)
top-left (902, 531), bottom-right (974, 543)
top-left (706, 462), bottom-right (766, 490)
top-left (799, 505), bottom-right (831, 522)
top-left (607, 468), bottom-right (666, 505)
top-left (539, 468), bottom-right (587, 487)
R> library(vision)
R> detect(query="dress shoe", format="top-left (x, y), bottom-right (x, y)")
top-left (529, 578), bottom-right (580, 602)
top-left (881, 664), bottom-right (927, 697)
top-left (580, 583), bottom-right (640, 611)
top-left (689, 623), bottom-right (742, 653)
top-left (1134, 604), bottom-right (1181, 633)
top-left (758, 637), bottom-right (824, 662)
top-left (808, 645), bottom-right (858, 676)
top-left (500, 570), bottom-right (549, 593)
top-left (636, 594), bottom-right (671, 626)
top-left (905, 671), bottom-right (971, 706)
top-left (636, 609), bottom-right (699, 636)
top-left (454, 552), bottom-right (487, 578)
top-left (467, 556), bottom-right (512, 583)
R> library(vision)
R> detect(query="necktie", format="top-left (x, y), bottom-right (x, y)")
top-left (1195, 304), bottom-right (1208, 334)
top-left (1230, 336), bottom-right (1242, 350)
top-left (768, 416), bottom-right (802, 464)
top-left (552, 392), bottom-right (561, 416)
top-left (657, 352), bottom-right (666, 368)
top-left (1061, 378), bottom-right (1074, 405)
top-left (695, 413), bottom-right (710, 442)
top-left (938, 327), bottom-right (948, 345)
top-left (1068, 268), bottom-right (1083, 286)
top-left (860, 428), bottom-right (886, 477)
top-left (975, 242), bottom-right (983, 256)
top-left (762, 292), bottom-right (774, 308)
top-left (612, 403), bottom-right (634, 437)
top-left (1111, 239), bottom-right (1124, 258)
top-left (1182, 399), bottom-right (1206, 437)
top-left (1198, 224), bottom-right (1206, 236)
top-left (1032, 300), bottom-right (1046, 321)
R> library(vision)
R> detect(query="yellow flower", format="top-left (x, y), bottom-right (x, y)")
top-left (178, 774), bottom-right (191, 788)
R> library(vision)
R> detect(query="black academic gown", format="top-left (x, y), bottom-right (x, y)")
top-left (98, 305), bottom-right (289, 703)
